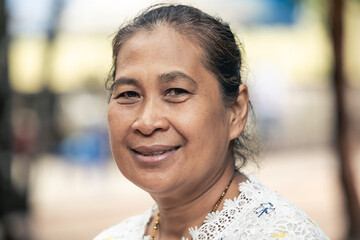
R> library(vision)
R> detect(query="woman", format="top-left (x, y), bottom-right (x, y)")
top-left (95, 4), bottom-right (329, 240)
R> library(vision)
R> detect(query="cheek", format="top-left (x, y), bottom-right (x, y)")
top-left (173, 100), bottom-right (228, 143)
top-left (107, 104), bottom-right (131, 145)
top-left (107, 106), bottom-right (134, 174)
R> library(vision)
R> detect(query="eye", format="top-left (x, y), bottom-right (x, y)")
top-left (164, 88), bottom-right (191, 103)
top-left (118, 91), bottom-right (139, 99)
top-left (114, 91), bottom-right (141, 104)
top-left (165, 88), bottom-right (189, 96)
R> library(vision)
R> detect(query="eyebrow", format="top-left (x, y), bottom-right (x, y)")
top-left (159, 71), bottom-right (197, 85)
top-left (111, 77), bottom-right (140, 90)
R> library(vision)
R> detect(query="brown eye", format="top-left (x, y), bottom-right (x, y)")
top-left (116, 91), bottom-right (140, 99)
top-left (164, 88), bottom-right (191, 103)
top-left (114, 91), bottom-right (141, 104)
top-left (165, 88), bottom-right (189, 96)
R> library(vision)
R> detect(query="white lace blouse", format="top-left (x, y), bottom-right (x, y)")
top-left (94, 175), bottom-right (329, 240)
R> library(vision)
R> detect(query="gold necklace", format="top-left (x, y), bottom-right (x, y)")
top-left (150, 173), bottom-right (235, 240)
top-left (150, 214), bottom-right (160, 240)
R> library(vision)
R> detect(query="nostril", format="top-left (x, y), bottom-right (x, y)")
top-left (133, 126), bottom-right (167, 136)
top-left (132, 118), bottom-right (168, 135)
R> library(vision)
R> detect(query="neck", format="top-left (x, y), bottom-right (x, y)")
top-left (149, 161), bottom-right (241, 239)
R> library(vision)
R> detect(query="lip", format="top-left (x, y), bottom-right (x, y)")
top-left (130, 145), bottom-right (180, 165)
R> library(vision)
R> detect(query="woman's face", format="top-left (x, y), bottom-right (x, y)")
top-left (108, 26), bottom-right (239, 196)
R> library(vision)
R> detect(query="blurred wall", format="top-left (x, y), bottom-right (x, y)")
top-left (2, 0), bottom-right (359, 239)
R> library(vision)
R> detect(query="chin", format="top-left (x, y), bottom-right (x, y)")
top-left (129, 168), bottom-right (178, 194)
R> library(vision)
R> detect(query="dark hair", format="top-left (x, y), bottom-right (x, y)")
top-left (106, 4), bottom-right (258, 168)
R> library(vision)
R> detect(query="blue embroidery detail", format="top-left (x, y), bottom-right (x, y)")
top-left (255, 202), bottom-right (275, 218)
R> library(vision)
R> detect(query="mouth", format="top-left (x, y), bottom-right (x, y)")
top-left (132, 146), bottom-right (180, 156)
top-left (130, 145), bottom-right (180, 164)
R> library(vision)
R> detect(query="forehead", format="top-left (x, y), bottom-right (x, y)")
top-left (115, 26), bottom-right (205, 77)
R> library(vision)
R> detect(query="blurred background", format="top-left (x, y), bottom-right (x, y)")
top-left (0, 0), bottom-right (359, 239)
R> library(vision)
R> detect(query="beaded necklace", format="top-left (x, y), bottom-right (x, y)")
top-left (150, 173), bottom-right (235, 240)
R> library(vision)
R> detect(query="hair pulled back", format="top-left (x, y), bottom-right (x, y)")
top-left (107, 4), bottom-right (258, 168)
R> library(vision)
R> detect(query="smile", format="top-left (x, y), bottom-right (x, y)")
top-left (133, 147), bottom-right (179, 156)
top-left (131, 145), bottom-right (180, 164)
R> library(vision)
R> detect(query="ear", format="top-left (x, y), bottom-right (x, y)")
top-left (228, 84), bottom-right (249, 140)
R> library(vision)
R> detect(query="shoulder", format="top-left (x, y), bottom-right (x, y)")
top-left (236, 174), bottom-right (330, 239)
top-left (93, 208), bottom-right (153, 240)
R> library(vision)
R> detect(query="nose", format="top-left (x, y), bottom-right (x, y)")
top-left (131, 98), bottom-right (170, 136)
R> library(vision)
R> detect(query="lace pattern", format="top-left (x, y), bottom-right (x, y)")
top-left (94, 175), bottom-right (329, 240)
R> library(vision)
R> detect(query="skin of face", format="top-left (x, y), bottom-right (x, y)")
top-left (107, 26), bottom-right (248, 204)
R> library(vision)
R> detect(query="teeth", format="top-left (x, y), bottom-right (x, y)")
top-left (135, 147), bottom-right (177, 156)
top-left (142, 151), bottom-right (166, 156)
